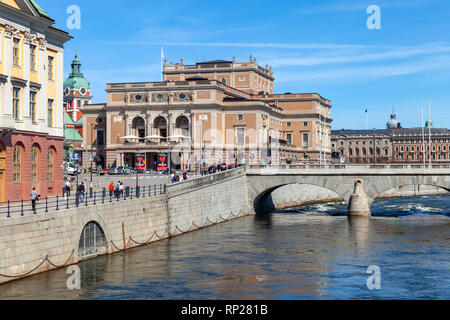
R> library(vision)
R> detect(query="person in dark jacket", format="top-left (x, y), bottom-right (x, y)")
top-left (78, 182), bottom-right (85, 202)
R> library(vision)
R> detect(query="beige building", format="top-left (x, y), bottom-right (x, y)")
top-left (82, 57), bottom-right (332, 170)
top-left (331, 129), bottom-right (393, 164)
top-left (331, 112), bottom-right (450, 164)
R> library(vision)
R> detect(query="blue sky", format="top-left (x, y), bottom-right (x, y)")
top-left (37, 0), bottom-right (450, 129)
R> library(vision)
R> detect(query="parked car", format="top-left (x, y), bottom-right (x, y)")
top-left (109, 167), bottom-right (119, 175)
top-left (116, 166), bottom-right (125, 175)
top-left (65, 163), bottom-right (81, 175)
top-left (123, 167), bottom-right (134, 175)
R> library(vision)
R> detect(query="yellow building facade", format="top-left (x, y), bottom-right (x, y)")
top-left (0, 0), bottom-right (71, 201)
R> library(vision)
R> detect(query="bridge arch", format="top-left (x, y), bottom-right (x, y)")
top-left (247, 175), bottom-right (351, 214)
top-left (74, 215), bottom-right (110, 260)
top-left (363, 175), bottom-right (450, 207)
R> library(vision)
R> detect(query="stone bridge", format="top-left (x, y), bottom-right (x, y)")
top-left (1, 164), bottom-right (449, 284)
top-left (246, 164), bottom-right (450, 216)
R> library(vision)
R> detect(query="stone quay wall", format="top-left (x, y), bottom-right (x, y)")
top-left (0, 168), bottom-right (250, 285)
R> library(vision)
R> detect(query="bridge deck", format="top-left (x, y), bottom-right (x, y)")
top-left (247, 164), bottom-right (450, 175)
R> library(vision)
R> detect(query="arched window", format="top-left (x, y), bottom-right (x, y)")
top-left (47, 148), bottom-right (55, 181)
top-left (13, 146), bottom-right (22, 183)
top-left (154, 117), bottom-right (167, 138)
top-left (175, 116), bottom-right (190, 136)
top-left (132, 117), bottom-right (146, 139)
top-left (32, 146), bottom-right (39, 182)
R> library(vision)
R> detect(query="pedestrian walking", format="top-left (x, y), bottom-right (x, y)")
top-left (183, 171), bottom-right (187, 181)
top-left (78, 182), bottom-right (85, 203)
top-left (119, 182), bottom-right (124, 197)
top-left (114, 182), bottom-right (120, 199)
top-left (30, 187), bottom-right (40, 213)
top-left (64, 180), bottom-right (71, 197)
top-left (200, 165), bottom-right (204, 176)
top-left (108, 182), bottom-right (114, 197)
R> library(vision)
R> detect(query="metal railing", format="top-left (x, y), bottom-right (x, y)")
top-left (0, 184), bottom-right (167, 218)
top-left (247, 164), bottom-right (450, 170)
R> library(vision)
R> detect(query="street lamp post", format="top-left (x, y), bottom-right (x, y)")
top-left (88, 123), bottom-right (97, 197)
top-left (167, 140), bottom-right (172, 183)
top-left (373, 128), bottom-right (377, 164)
top-left (82, 142), bottom-right (89, 194)
top-left (199, 115), bottom-right (207, 167)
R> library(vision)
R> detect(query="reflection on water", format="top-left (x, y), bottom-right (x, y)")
top-left (0, 195), bottom-right (449, 300)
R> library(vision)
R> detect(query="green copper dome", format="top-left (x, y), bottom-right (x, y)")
top-left (64, 53), bottom-right (91, 91)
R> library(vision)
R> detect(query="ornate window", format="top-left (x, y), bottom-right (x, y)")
top-left (30, 91), bottom-right (37, 123)
top-left (286, 133), bottom-right (292, 145)
top-left (47, 149), bottom-right (54, 181)
top-left (13, 87), bottom-right (20, 120)
top-left (48, 56), bottom-right (54, 80)
top-left (13, 38), bottom-right (20, 66)
top-left (48, 99), bottom-right (54, 127)
top-left (32, 147), bottom-right (39, 182)
top-left (302, 133), bottom-right (309, 148)
top-left (13, 146), bottom-right (21, 183)
top-left (30, 45), bottom-right (37, 71)
top-left (236, 127), bottom-right (245, 145)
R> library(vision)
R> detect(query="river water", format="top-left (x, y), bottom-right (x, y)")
top-left (0, 195), bottom-right (449, 300)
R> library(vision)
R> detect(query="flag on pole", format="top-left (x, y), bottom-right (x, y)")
top-left (365, 108), bottom-right (368, 129)
top-left (160, 47), bottom-right (164, 82)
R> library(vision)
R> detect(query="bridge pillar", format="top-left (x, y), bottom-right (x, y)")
top-left (348, 179), bottom-right (371, 218)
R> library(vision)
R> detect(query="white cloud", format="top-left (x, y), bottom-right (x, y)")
top-left (265, 43), bottom-right (450, 67)
top-left (275, 55), bottom-right (450, 82)
top-left (296, 0), bottom-right (439, 15)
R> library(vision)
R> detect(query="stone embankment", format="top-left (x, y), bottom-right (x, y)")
top-left (268, 184), bottom-right (449, 210)
top-left (0, 168), bottom-right (251, 285)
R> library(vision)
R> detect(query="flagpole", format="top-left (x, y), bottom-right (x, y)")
top-left (161, 47), bottom-right (164, 82)
top-left (421, 106), bottom-right (425, 168)
top-left (428, 100), bottom-right (431, 166)
top-left (365, 109), bottom-right (368, 130)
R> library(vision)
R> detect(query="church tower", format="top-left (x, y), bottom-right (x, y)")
top-left (63, 53), bottom-right (92, 129)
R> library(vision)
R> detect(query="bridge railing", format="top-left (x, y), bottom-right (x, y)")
top-left (247, 164), bottom-right (450, 170)
top-left (0, 183), bottom-right (167, 218)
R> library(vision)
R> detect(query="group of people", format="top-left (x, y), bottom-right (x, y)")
top-left (63, 178), bottom-right (86, 202)
top-left (108, 181), bottom-right (124, 198)
top-left (198, 163), bottom-right (239, 176)
top-left (171, 171), bottom-right (188, 183)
